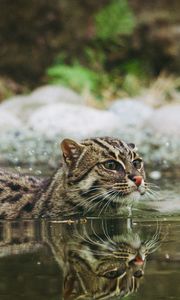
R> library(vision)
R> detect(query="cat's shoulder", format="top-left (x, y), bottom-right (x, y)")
top-left (0, 168), bottom-right (42, 191)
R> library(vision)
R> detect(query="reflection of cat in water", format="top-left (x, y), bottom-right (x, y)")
top-left (0, 219), bottom-right (160, 300)
top-left (43, 219), bottom-right (160, 300)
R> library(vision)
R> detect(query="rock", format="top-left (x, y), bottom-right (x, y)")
top-left (0, 109), bottom-right (22, 130)
top-left (146, 105), bottom-right (180, 138)
top-left (0, 88), bottom-right (180, 168)
top-left (108, 99), bottom-right (154, 144)
top-left (28, 103), bottom-right (120, 139)
top-left (0, 96), bottom-right (33, 120)
top-left (30, 85), bottom-right (84, 105)
top-left (0, 129), bottom-right (59, 169)
top-left (109, 99), bottom-right (153, 128)
top-left (0, 85), bottom-right (84, 121)
top-left (138, 104), bottom-right (180, 167)
top-left (109, 100), bottom-right (180, 166)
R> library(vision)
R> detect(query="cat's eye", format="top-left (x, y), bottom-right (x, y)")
top-left (133, 159), bottom-right (142, 169)
top-left (103, 268), bottom-right (126, 279)
top-left (103, 160), bottom-right (124, 172)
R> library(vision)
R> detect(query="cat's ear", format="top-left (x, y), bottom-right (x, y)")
top-left (60, 139), bottom-right (84, 166)
top-left (128, 143), bottom-right (137, 151)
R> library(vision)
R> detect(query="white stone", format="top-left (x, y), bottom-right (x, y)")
top-left (28, 103), bottom-right (120, 139)
top-left (0, 95), bottom-right (31, 120)
top-left (30, 85), bottom-right (84, 105)
top-left (109, 99), bottom-right (153, 128)
top-left (0, 89), bottom-right (180, 167)
top-left (0, 85), bottom-right (84, 121)
top-left (0, 109), bottom-right (22, 130)
top-left (146, 104), bottom-right (180, 138)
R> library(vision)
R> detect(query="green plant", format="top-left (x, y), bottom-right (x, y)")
top-left (47, 58), bottom-right (150, 101)
top-left (47, 62), bottom-right (99, 93)
top-left (46, 1), bottom-right (143, 100)
top-left (95, 0), bottom-right (135, 40)
top-left (122, 59), bottom-right (146, 78)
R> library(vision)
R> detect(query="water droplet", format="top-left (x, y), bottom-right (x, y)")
top-left (35, 170), bottom-right (42, 175)
top-left (149, 171), bottom-right (161, 180)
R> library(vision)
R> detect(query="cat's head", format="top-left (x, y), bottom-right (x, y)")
top-left (61, 137), bottom-right (146, 212)
top-left (63, 224), bottom-right (148, 300)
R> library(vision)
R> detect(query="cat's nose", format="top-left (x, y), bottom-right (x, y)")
top-left (128, 175), bottom-right (142, 186)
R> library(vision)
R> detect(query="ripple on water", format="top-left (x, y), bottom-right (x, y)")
top-left (0, 215), bottom-right (179, 300)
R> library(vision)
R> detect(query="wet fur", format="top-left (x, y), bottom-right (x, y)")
top-left (0, 137), bottom-right (146, 219)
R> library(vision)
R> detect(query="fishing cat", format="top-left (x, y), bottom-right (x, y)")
top-left (0, 137), bottom-right (147, 219)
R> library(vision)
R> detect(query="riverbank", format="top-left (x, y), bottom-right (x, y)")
top-left (0, 84), bottom-right (179, 171)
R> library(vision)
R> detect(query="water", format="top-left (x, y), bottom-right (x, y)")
top-left (0, 174), bottom-right (179, 300)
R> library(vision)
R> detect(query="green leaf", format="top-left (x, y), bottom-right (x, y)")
top-left (47, 63), bottom-right (99, 93)
top-left (95, 0), bottom-right (135, 40)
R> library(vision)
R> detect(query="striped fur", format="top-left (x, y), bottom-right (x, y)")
top-left (0, 137), bottom-right (147, 219)
top-left (0, 169), bottom-right (45, 218)
top-left (44, 219), bottom-right (160, 300)
top-left (0, 219), bottom-right (160, 299)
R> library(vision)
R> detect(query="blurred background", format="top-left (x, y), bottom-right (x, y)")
top-left (0, 0), bottom-right (179, 102)
top-left (0, 0), bottom-right (179, 172)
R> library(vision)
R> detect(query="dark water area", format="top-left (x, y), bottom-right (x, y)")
top-left (0, 218), bottom-right (179, 300)
top-left (0, 175), bottom-right (179, 300)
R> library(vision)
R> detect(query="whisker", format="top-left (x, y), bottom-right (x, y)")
top-left (102, 220), bottom-right (117, 246)
top-left (98, 190), bottom-right (115, 216)
top-left (90, 220), bottom-right (108, 245)
top-left (145, 182), bottom-right (160, 190)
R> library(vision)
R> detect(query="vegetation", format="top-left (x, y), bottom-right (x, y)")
top-left (0, 77), bottom-right (27, 102)
top-left (47, 0), bottom-right (150, 101)
top-left (95, 0), bottom-right (135, 39)
top-left (47, 62), bottom-right (99, 95)
top-left (0, 0), bottom-right (179, 102)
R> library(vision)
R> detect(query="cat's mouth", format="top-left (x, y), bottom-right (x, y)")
top-left (109, 185), bottom-right (146, 204)
top-left (136, 186), bottom-right (146, 195)
top-left (115, 186), bottom-right (146, 197)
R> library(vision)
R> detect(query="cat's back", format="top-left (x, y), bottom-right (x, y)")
top-left (0, 168), bottom-right (42, 191)
top-left (0, 169), bottom-right (43, 218)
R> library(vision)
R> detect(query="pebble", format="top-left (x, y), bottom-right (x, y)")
top-left (0, 85), bottom-right (179, 168)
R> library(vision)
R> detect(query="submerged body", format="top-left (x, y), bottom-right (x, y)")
top-left (0, 137), bottom-right (147, 219)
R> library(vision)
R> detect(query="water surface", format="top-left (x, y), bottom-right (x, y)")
top-left (0, 174), bottom-right (179, 300)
